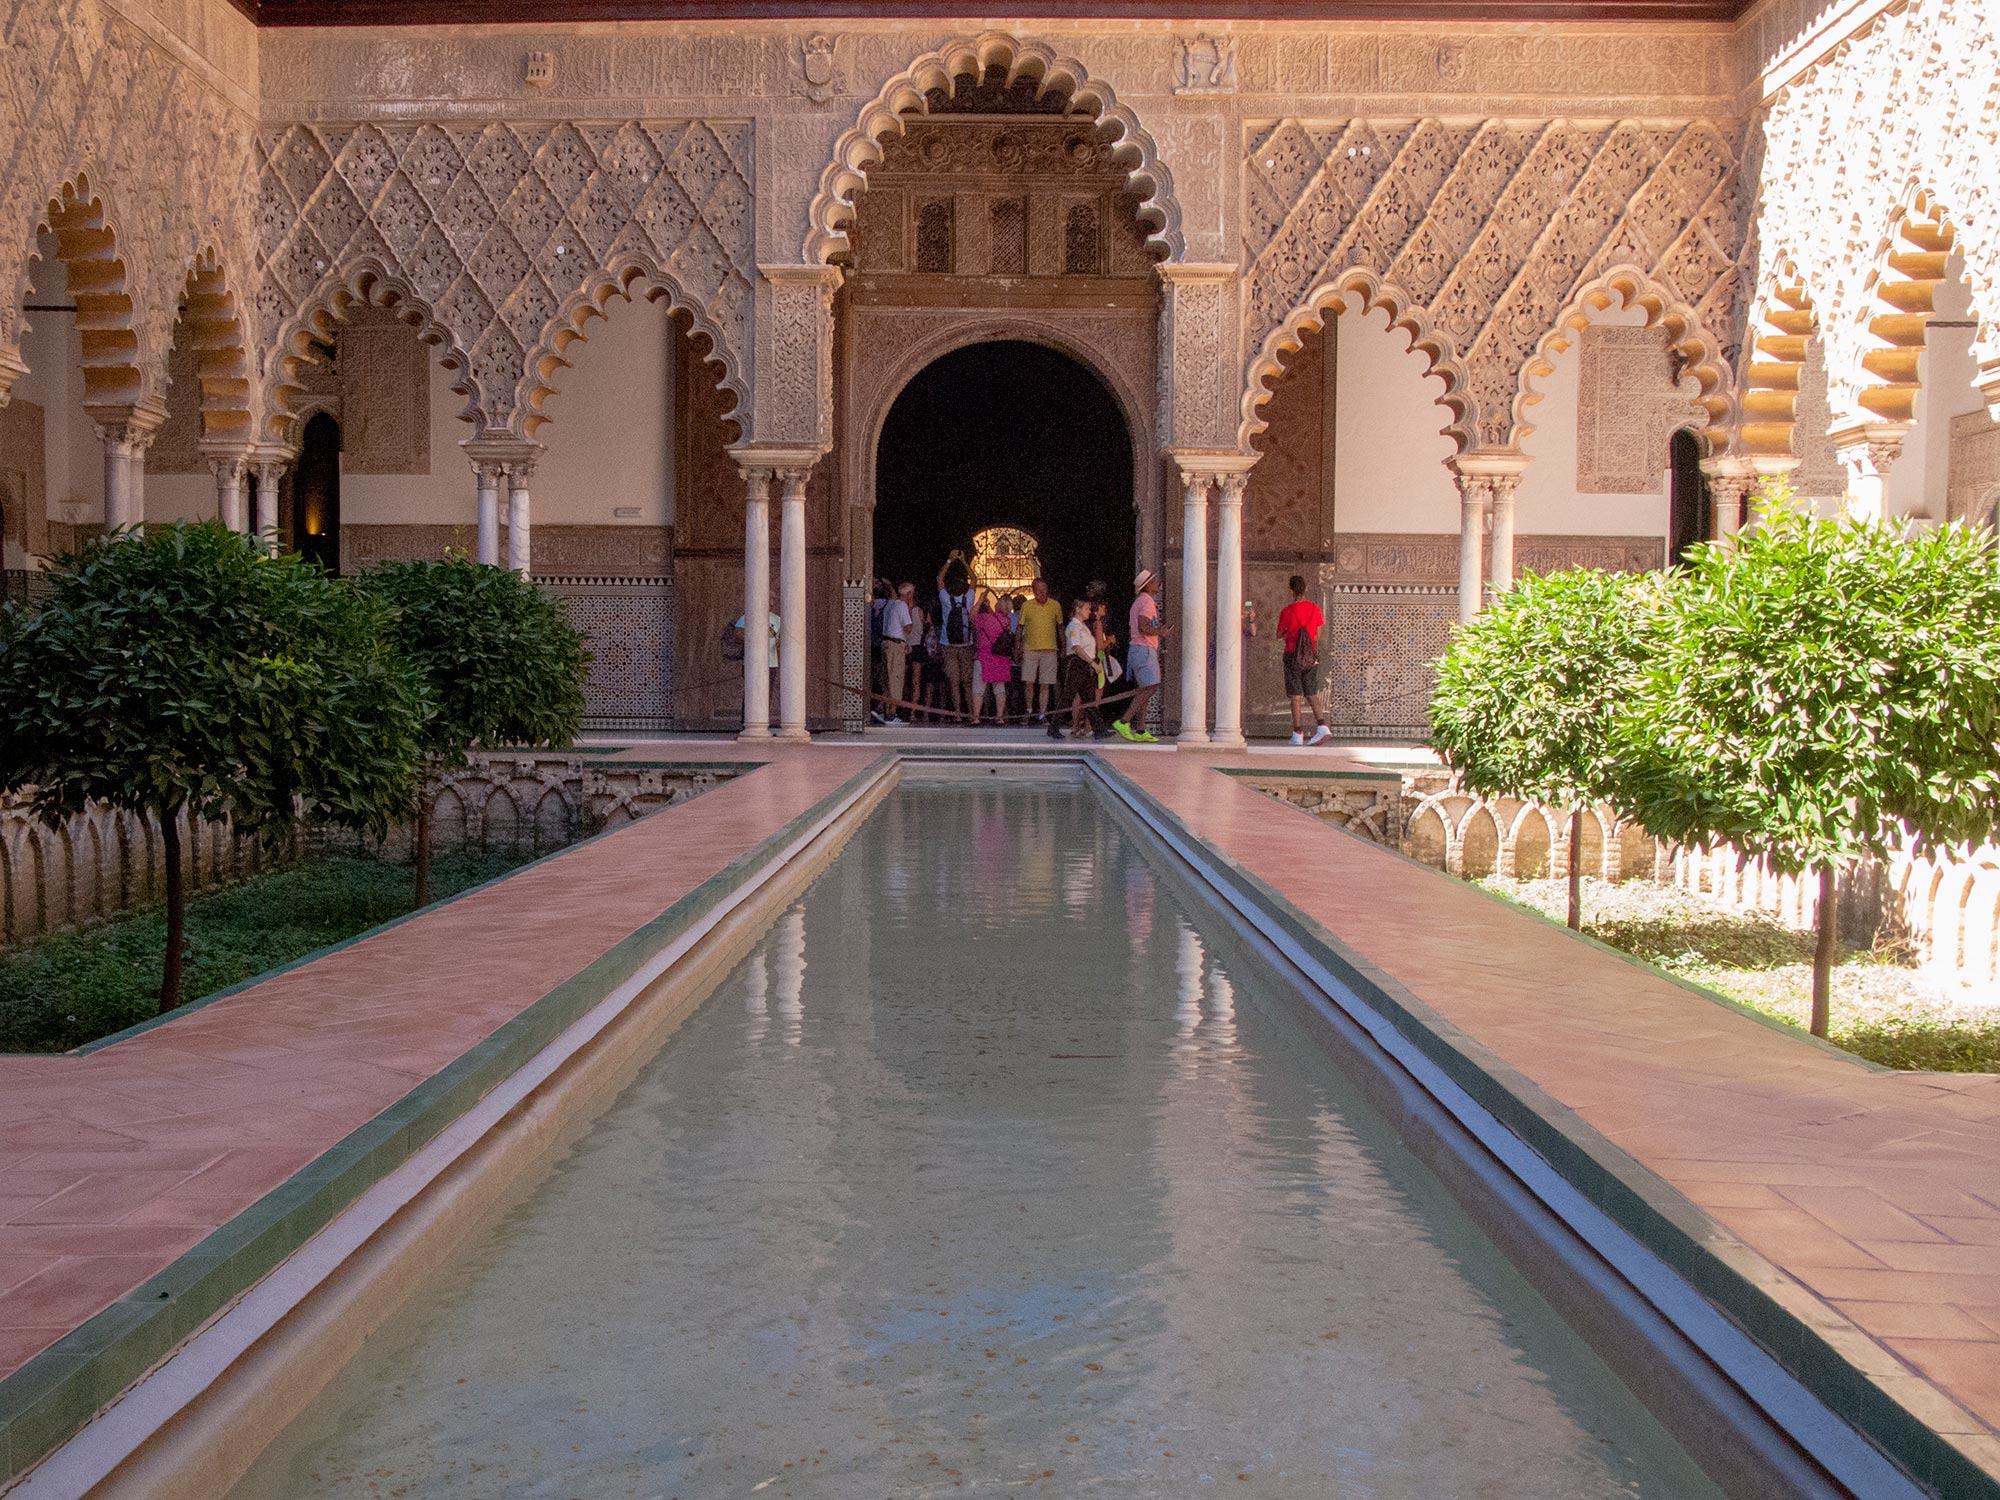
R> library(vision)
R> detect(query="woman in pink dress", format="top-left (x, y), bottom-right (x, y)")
top-left (972, 589), bottom-right (1014, 726)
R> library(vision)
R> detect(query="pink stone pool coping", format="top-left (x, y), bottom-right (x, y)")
top-left (1, 738), bottom-right (1995, 1492)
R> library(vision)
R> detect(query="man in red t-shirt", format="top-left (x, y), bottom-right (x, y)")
top-left (1276, 574), bottom-right (1333, 746)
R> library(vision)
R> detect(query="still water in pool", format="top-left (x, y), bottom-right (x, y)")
top-left (229, 780), bottom-right (1719, 1499)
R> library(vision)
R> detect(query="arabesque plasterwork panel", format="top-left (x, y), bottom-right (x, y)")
top-left (1241, 115), bottom-right (1747, 455)
top-left (253, 117), bottom-right (755, 436)
top-left (0, 0), bottom-right (258, 416)
top-left (1746, 0), bottom-right (1999, 427)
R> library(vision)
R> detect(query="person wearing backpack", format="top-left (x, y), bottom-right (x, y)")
top-left (935, 551), bottom-right (977, 721)
top-left (1278, 574), bottom-right (1333, 746)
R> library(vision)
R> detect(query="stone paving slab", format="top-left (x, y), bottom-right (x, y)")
top-left (1114, 751), bottom-right (2000, 1480)
top-left (0, 745), bottom-right (877, 1385)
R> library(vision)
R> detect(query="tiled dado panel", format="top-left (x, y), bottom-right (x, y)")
top-left (539, 575), bottom-right (674, 729)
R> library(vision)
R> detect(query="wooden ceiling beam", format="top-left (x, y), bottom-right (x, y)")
top-left (244, 0), bottom-right (1750, 26)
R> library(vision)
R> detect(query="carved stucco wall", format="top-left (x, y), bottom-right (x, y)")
top-left (1743, 0), bottom-right (2000, 427)
top-left (1574, 324), bottom-right (1703, 493)
top-left (252, 118), bottom-right (754, 439)
top-left (1241, 117), bottom-right (1746, 456)
top-left (0, 0), bottom-right (257, 414)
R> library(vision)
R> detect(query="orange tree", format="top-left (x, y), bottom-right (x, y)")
top-left (0, 523), bottom-right (426, 1010)
top-left (1429, 567), bottom-right (1662, 929)
top-left (1617, 496), bottom-right (2000, 1036)
top-left (358, 557), bottom-right (589, 907)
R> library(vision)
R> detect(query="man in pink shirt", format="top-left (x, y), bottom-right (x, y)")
top-left (1113, 568), bottom-right (1167, 742)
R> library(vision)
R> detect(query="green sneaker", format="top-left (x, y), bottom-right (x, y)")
top-left (1133, 729), bottom-right (1159, 743)
top-left (1111, 718), bottom-right (1136, 740)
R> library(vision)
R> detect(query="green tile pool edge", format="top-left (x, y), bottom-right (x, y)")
top-left (1094, 757), bottom-right (1995, 1500)
top-left (0, 753), bottom-right (894, 1488)
top-left (0, 764), bottom-right (757, 1060)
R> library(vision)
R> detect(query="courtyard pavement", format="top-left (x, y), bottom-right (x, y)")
top-left (0, 737), bottom-right (1995, 1483)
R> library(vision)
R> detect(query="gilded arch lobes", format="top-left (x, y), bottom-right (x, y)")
top-left (253, 120), bottom-right (755, 439)
top-left (1239, 116), bottom-right (1748, 455)
top-left (805, 31), bottom-right (1186, 266)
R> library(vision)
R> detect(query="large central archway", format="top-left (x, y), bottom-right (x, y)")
top-left (874, 340), bottom-right (1133, 607)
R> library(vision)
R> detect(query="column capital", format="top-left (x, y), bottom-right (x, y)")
top-left (1216, 471), bottom-right (1249, 506)
top-left (249, 443), bottom-right (295, 483)
top-left (89, 397), bottom-right (168, 451)
top-left (1448, 450), bottom-right (1529, 483)
top-left (1830, 419), bottom-right (1910, 479)
top-left (199, 441), bottom-right (253, 481)
top-left (1153, 262), bottom-right (1240, 287)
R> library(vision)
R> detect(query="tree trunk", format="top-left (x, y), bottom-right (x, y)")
top-left (159, 807), bottom-right (185, 1013)
top-left (1811, 864), bottom-right (1837, 1039)
top-left (1568, 807), bottom-right (1584, 931)
top-left (412, 788), bottom-right (433, 911)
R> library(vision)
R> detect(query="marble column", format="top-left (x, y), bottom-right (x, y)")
top-left (1486, 475), bottom-right (1519, 601)
top-left (207, 451), bottom-right (249, 534)
top-left (1456, 475), bottom-right (1488, 624)
top-left (740, 464), bottom-right (773, 741)
top-left (1211, 472), bottom-right (1247, 749)
top-left (100, 430), bottom-right (137, 532)
top-left (474, 460), bottom-right (501, 565)
top-left (505, 459), bottom-right (534, 575)
top-left (776, 466), bottom-right (810, 742)
top-left (251, 456), bottom-right (286, 555)
top-left (126, 432), bottom-right (152, 526)
top-left (1177, 469), bottom-right (1212, 745)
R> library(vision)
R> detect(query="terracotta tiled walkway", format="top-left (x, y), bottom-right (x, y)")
top-left (1117, 752), bottom-right (2000, 1472)
top-left (0, 745), bottom-right (877, 1382)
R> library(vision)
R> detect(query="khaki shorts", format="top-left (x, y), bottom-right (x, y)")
top-left (1024, 649), bottom-right (1058, 686)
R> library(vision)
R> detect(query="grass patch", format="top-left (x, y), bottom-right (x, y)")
top-left (1483, 876), bottom-right (2000, 1073)
top-left (0, 849), bottom-right (534, 1054)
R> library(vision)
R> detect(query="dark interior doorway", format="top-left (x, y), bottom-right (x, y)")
top-left (874, 341), bottom-right (1133, 610)
top-left (1667, 428), bottom-right (1709, 566)
top-left (296, 411), bottom-right (341, 574)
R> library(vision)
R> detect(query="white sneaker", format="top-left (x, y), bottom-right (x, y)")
top-left (1309, 724), bottom-right (1333, 746)
top-left (1288, 731), bottom-right (1305, 746)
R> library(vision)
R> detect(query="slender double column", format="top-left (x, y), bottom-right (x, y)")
top-left (1176, 468), bottom-right (1212, 745)
top-left (205, 449), bottom-right (250, 534)
top-left (1211, 472), bottom-right (1248, 749)
top-left (739, 463), bottom-right (773, 740)
top-left (1832, 422), bottom-right (1909, 524)
top-left (775, 467), bottom-right (810, 742)
top-left (95, 411), bottom-right (162, 533)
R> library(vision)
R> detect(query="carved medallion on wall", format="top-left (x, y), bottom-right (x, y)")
top-left (1575, 325), bottom-right (1700, 495)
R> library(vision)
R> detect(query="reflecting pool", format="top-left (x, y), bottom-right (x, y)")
top-left (229, 779), bottom-right (1720, 1499)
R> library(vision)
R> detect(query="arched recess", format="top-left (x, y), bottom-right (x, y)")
top-left (520, 259), bottom-right (745, 440)
top-left (1854, 190), bottom-right (1964, 424)
top-left (28, 171), bottom-right (149, 416)
top-left (1737, 258), bottom-right (1819, 462)
top-left (850, 314), bottom-right (1156, 556)
top-left (1512, 265), bottom-right (1733, 454)
top-left (263, 262), bottom-right (474, 446)
top-left (1239, 268), bottom-right (1473, 454)
top-left (805, 31), bottom-right (1184, 265)
top-left (176, 248), bottom-right (255, 448)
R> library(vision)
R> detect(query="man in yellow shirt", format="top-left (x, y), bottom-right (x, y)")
top-left (1017, 576), bottom-right (1065, 723)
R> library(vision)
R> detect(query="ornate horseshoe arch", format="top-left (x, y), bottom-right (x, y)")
top-left (843, 314), bottom-right (1160, 585)
top-left (805, 31), bottom-right (1186, 266)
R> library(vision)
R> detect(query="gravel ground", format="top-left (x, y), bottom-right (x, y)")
top-left (1481, 876), bottom-right (2000, 1072)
